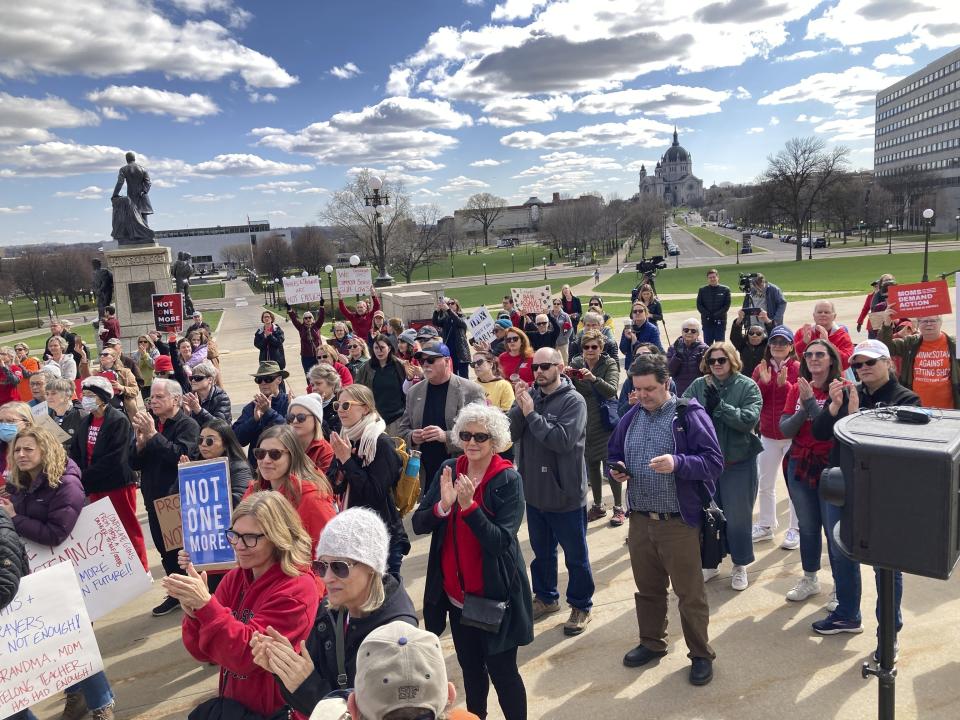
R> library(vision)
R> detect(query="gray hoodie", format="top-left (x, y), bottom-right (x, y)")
top-left (508, 377), bottom-right (588, 513)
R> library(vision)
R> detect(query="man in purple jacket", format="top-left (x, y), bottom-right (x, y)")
top-left (609, 353), bottom-right (723, 687)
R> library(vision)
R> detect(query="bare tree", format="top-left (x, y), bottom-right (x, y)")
top-left (462, 193), bottom-right (507, 247)
top-left (220, 242), bottom-right (253, 268)
top-left (13, 252), bottom-right (47, 301)
top-left (292, 225), bottom-right (334, 276)
top-left (625, 195), bottom-right (668, 258)
top-left (759, 137), bottom-right (849, 261)
top-left (254, 234), bottom-right (293, 279)
top-left (321, 170), bottom-right (410, 281)
top-left (539, 195), bottom-right (604, 257)
top-left (878, 168), bottom-right (938, 231)
top-left (388, 205), bottom-right (444, 283)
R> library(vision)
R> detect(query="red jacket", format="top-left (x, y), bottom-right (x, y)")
top-left (794, 325), bottom-right (854, 370)
top-left (100, 316), bottom-right (120, 344)
top-left (338, 295), bottom-right (381, 341)
top-left (182, 563), bottom-right (318, 720)
top-left (306, 438), bottom-right (334, 475)
top-left (497, 351), bottom-right (534, 383)
top-left (0, 364), bottom-right (23, 406)
top-left (287, 309), bottom-right (324, 358)
top-left (752, 358), bottom-right (800, 439)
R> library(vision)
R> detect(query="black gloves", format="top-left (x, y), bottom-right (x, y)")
top-left (318, 297), bottom-right (325, 306)
top-left (285, 303), bottom-right (291, 311)
top-left (705, 383), bottom-right (721, 415)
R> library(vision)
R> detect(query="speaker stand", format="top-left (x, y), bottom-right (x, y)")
top-left (862, 567), bottom-right (897, 720)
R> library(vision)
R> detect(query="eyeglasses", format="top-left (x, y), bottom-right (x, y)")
top-left (582, 344), bottom-right (601, 351)
top-left (317, 354), bottom-right (331, 361)
top-left (199, 436), bottom-right (219, 447)
top-left (417, 355), bottom-right (443, 364)
top-left (682, 328), bottom-right (699, 334)
top-left (632, 309), bottom-right (646, 314)
top-left (138, 340), bottom-right (149, 345)
top-left (189, 375), bottom-right (208, 382)
top-left (532, 362), bottom-right (558, 371)
top-left (504, 336), bottom-right (521, 343)
top-left (707, 356), bottom-right (728, 366)
top-left (333, 400), bottom-right (364, 412)
top-left (746, 331), bottom-right (764, 337)
top-left (803, 351), bottom-right (828, 359)
top-left (588, 303), bottom-right (600, 308)
top-left (553, 301), bottom-right (562, 306)
top-left (286, 412), bottom-right (311, 424)
top-left (254, 376), bottom-right (280, 384)
top-left (253, 447), bottom-right (289, 461)
top-left (469, 359), bottom-right (487, 368)
top-left (769, 339), bottom-right (790, 346)
top-left (850, 358), bottom-right (881, 370)
top-left (459, 431), bottom-right (492, 443)
top-left (225, 530), bottom-right (266, 549)
top-left (313, 559), bottom-right (358, 578)
top-left (536, 321), bottom-right (548, 326)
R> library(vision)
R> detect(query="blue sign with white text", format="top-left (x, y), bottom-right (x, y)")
top-left (178, 458), bottom-right (235, 570)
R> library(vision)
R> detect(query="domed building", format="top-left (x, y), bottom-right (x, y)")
top-left (637, 128), bottom-right (704, 206)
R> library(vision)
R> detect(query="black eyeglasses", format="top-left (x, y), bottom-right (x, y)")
top-left (333, 400), bottom-right (364, 412)
top-left (469, 359), bottom-right (487, 368)
top-left (707, 357), bottom-right (728, 366)
top-left (199, 436), bottom-right (219, 447)
top-left (286, 412), bottom-right (311, 424)
top-left (850, 358), bottom-right (881, 370)
top-left (416, 355), bottom-right (443, 364)
top-left (682, 328), bottom-right (699, 334)
top-left (804, 351), bottom-right (828, 359)
top-left (769, 339), bottom-right (790, 346)
top-left (254, 376), bottom-right (280, 384)
top-left (532, 362), bottom-right (558, 371)
top-left (226, 530), bottom-right (266, 549)
top-left (504, 336), bottom-right (521, 343)
top-left (253, 448), bottom-right (289, 461)
top-left (317, 354), bottom-right (331, 361)
top-left (582, 344), bottom-right (600, 351)
top-left (189, 375), bottom-right (208, 382)
top-left (459, 431), bottom-right (492, 443)
top-left (632, 309), bottom-right (646, 314)
top-left (313, 559), bottom-right (357, 579)
top-left (588, 303), bottom-right (600, 308)
top-left (746, 331), bottom-right (764, 338)
top-left (536, 321), bottom-right (548, 326)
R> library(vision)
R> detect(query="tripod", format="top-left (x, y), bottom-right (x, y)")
top-left (863, 567), bottom-right (898, 720)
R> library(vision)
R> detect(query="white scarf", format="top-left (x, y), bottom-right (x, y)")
top-left (341, 412), bottom-right (386, 466)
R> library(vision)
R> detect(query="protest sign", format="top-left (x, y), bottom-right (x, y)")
top-left (0, 562), bottom-right (104, 717)
top-left (282, 275), bottom-right (324, 305)
top-left (24, 498), bottom-right (153, 622)
top-left (179, 458), bottom-right (235, 571)
top-left (467, 306), bottom-right (496, 343)
top-left (336, 267), bottom-right (373, 298)
top-left (154, 494), bottom-right (183, 552)
top-left (152, 293), bottom-right (184, 332)
top-left (511, 285), bottom-right (551, 315)
top-left (888, 280), bottom-right (952, 318)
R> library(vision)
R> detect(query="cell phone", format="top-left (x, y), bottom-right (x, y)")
top-left (611, 461), bottom-right (630, 477)
top-left (744, 307), bottom-right (761, 316)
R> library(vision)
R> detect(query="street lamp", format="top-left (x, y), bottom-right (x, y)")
top-left (955, 214), bottom-right (959, 242)
top-left (614, 215), bottom-right (625, 274)
top-left (262, 279), bottom-right (268, 305)
top-left (364, 177), bottom-right (393, 287)
top-left (511, 252), bottom-right (515, 274)
top-left (922, 208), bottom-right (935, 282)
top-left (32, 299), bottom-right (39, 325)
top-left (7, 300), bottom-right (15, 333)
top-left (273, 277), bottom-right (280, 306)
top-left (482, 262), bottom-right (488, 285)
top-left (349, 254), bottom-right (362, 300)
top-left (324, 264), bottom-right (336, 323)
top-left (51, 297), bottom-right (58, 319)
top-left (542, 256), bottom-right (547, 281)
top-left (887, 221), bottom-right (893, 255)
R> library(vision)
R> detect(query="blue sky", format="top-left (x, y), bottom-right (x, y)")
top-left (1, 0), bottom-right (958, 245)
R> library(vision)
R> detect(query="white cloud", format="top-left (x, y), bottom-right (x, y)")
top-left (813, 115), bottom-right (875, 141)
top-left (470, 158), bottom-right (507, 167)
top-left (53, 185), bottom-right (106, 200)
top-left (796, 113), bottom-right (825, 122)
top-left (849, 46), bottom-right (863, 55)
top-left (99, 106), bottom-right (127, 120)
top-left (769, 116), bottom-right (780, 126)
top-left (184, 193), bottom-right (235, 203)
top-left (187, 154), bottom-right (313, 176)
top-left (0, 205), bottom-right (31, 214)
top-left (746, 127), bottom-right (765, 134)
top-left (386, 67), bottom-right (414, 96)
top-left (573, 85), bottom-right (730, 118)
top-left (330, 97), bottom-right (472, 132)
top-left (0, 0), bottom-right (295, 88)
top-left (758, 66), bottom-right (898, 108)
top-left (330, 62), bottom-right (361, 79)
top-left (873, 53), bottom-right (914, 70)
top-left (806, 0), bottom-right (960, 53)
top-left (86, 85), bottom-right (219, 121)
top-left (346, 166), bottom-right (433, 186)
top-left (416, 188), bottom-right (443, 197)
top-left (774, 49), bottom-right (826, 63)
top-left (500, 117), bottom-right (673, 150)
top-left (168, 0), bottom-right (252, 29)
top-left (480, 96), bottom-right (572, 127)
top-left (513, 151), bottom-right (620, 179)
top-left (491, 0), bottom-right (548, 21)
top-left (0, 92), bottom-right (100, 144)
top-left (399, 158), bottom-right (446, 171)
top-left (625, 159), bottom-right (659, 171)
top-left (438, 175), bottom-right (489, 192)
top-left (249, 92), bottom-right (278, 104)
top-left (734, 86), bottom-right (752, 100)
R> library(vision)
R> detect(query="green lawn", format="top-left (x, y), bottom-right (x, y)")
top-left (190, 283), bottom-right (225, 300)
top-left (2, 295), bottom-right (96, 322)
top-left (685, 225), bottom-right (768, 256)
top-left (595, 249), bottom-right (960, 296)
top-left (407, 244), bottom-right (603, 282)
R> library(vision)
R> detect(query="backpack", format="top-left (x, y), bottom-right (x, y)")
top-left (391, 436), bottom-right (419, 517)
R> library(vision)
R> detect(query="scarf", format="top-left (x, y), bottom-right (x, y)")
top-left (340, 412), bottom-right (386, 466)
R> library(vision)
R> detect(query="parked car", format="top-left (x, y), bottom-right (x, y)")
top-left (496, 238), bottom-right (519, 248)
top-left (813, 236), bottom-right (827, 248)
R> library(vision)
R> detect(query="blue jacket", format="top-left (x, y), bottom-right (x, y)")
top-left (232, 392), bottom-right (289, 466)
top-left (619, 322), bottom-right (663, 369)
top-left (607, 397), bottom-right (722, 527)
top-left (742, 282), bottom-right (787, 325)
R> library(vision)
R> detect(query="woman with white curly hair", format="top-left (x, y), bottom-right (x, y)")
top-left (413, 402), bottom-right (533, 720)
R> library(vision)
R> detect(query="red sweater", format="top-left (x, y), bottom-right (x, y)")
top-left (182, 563), bottom-right (318, 720)
top-left (783, 383), bottom-right (833, 459)
top-left (338, 295), bottom-right (381, 341)
top-left (497, 351), bottom-right (534, 384)
top-left (438, 454), bottom-right (514, 604)
top-left (793, 325), bottom-right (854, 370)
top-left (752, 358), bottom-right (800, 439)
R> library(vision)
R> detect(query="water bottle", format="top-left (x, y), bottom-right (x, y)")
top-left (404, 449), bottom-right (421, 479)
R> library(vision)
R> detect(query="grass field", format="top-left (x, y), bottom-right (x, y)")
top-left (190, 283), bottom-right (225, 300)
top-left (684, 225), bottom-right (769, 256)
top-left (595, 249), bottom-right (960, 296)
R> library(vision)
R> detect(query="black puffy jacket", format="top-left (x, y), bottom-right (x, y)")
top-left (191, 385), bottom-right (233, 425)
top-left (0, 509), bottom-right (28, 610)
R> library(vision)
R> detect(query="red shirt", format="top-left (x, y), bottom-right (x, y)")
top-left (783, 383), bottom-right (832, 458)
top-left (497, 351), bottom-right (534, 384)
top-left (86, 415), bottom-right (105, 465)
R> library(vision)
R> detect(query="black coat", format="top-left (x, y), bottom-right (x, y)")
top-left (254, 326), bottom-right (286, 369)
top-left (412, 459), bottom-right (534, 656)
top-left (696, 284), bottom-right (731, 322)
top-left (191, 385), bottom-right (233, 425)
top-left (69, 405), bottom-right (136, 494)
top-left (131, 409), bottom-right (200, 503)
top-left (50, 406), bottom-right (86, 449)
top-left (0, 509), bottom-right (28, 610)
top-left (432, 309), bottom-right (471, 362)
top-left (280, 574), bottom-right (417, 716)
top-left (327, 433), bottom-right (409, 555)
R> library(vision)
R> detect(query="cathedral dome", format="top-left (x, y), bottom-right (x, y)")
top-left (663, 128), bottom-right (690, 163)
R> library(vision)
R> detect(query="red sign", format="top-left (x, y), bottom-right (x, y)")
top-left (152, 293), bottom-right (184, 332)
top-left (888, 280), bottom-right (952, 318)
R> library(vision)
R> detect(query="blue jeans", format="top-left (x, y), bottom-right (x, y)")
top-left (387, 540), bottom-right (405, 582)
top-left (786, 459), bottom-right (835, 577)
top-left (67, 671), bottom-right (114, 711)
top-left (823, 503), bottom-right (904, 629)
top-left (714, 458), bottom-right (759, 567)
top-left (301, 356), bottom-right (318, 376)
top-left (702, 319), bottom-right (726, 345)
top-left (526, 504), bottom-right (595, 611)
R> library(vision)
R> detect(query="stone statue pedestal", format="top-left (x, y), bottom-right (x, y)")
top-left (105, 244), bottom-right (173, 352)
top-left (379, 281), bottom-right (444, 326)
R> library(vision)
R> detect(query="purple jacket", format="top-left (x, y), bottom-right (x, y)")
top-left (607, 397), bottom-right (723, 527)
top-left (10, 458), bottom-right (85, 546)
top-left (667, 338), bottom-right (708, 396)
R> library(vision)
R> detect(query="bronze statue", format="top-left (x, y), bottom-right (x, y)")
top-left (171, 252), bottom-right (195, 316)
top-left (111, 151), bottom-right (155, 245)
top-left (91, 258), bottom-right (114, 317)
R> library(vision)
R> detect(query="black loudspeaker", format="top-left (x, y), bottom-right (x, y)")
top-left (820, 408), bottom-right (960, 580)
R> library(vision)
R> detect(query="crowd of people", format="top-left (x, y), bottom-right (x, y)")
top-left (1, 268), bottom-right (957, 720)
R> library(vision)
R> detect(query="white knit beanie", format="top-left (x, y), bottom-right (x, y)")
top-left (316, 507), bottom-right (389, 576)
top-left (289, 394), bottom-right (325, 424)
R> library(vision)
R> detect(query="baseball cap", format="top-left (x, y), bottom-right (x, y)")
top-left (416, 325), bottom-right (439, 341)
top-left (415, 342), bottom-right (451, 360)
top-left (399, 329), bottom-right (418, 345)
top-left (354, 622), bottom-right (448, 720)
top-left (768, 325), bottom-right (794, 344)
top-left (851, 339), bottom-right (890, 360)
top-left (495, 319), bottom-right (513, 330)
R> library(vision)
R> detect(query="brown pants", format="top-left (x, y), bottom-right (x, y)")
top-left (627, 513), bottom-right (715, 659)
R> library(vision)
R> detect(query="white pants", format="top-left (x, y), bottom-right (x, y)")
top-left (755, 435), bottom-right (798, 531)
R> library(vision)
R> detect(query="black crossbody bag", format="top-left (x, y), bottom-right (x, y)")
top-left (451, 506), bottom-right (510, 633)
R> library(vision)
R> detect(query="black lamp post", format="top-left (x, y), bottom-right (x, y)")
top-left (274, 277), bottom-right (280, 306)
top-left (542, 256), bottom-right (547, 281)
top-left (482, 262), bottom-right (488, 285)
top-left (324, 264), bottom-right (335, 324)
top-left (7, 300), bottom-right (15, 332)
top-left (886, 221), bottom-right (892, 255)
top-left (262, 279), bottom-right (268, 306)
top-left (364, 176), bottom-right (393, 287)
top-left (955, 214), bottom-right (959, 242)
top-left (922, 208), bottom-right (935, 282)
top-left (511, 252), bottom-right (515, 273)
top-left (32, 299), bottom-right (39, 326)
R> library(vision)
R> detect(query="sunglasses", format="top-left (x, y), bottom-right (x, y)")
top-left (588, 303), bottom-right (601, 308)
top-left (189, 375), bottom-right (208, 382)
top-left (553, 301), bottom-right (562, 306)
top-left (505, 336), bottom-right (521, 343)
top-left (313, 559), bottom-right (357, 579)
top-left (582, 344), bottom-right (601, 351)
top-left (803, 351), bottom-right (828, 359)
top-left (632, 309), bottom-right (646, 314)
top-left (707, 356), bottom-right (728, 366)
top-left (850, 358), bottom-right (881, 370)
top-left (682, 328), bottom-right (699, 334)
top-left (469, 359), bottom-right (487, 368)
top-left (253, 448), bottom-right (289, 461)
top-left (138, 340), bottom-right (149, 345)
top-left (532, 362), bottom-right (558, 371)
top-left (317, 355), bottom-right (331, 360)
top-left (333, 400), bottom-right (364, 412)
top-left (254, 376), bottom-right (280, 384)
top-left (746, 331), bottom-right (764, 337)
top-left (199, 436), bottom-right (219, 447)
top-left (417, 355), bottom-right (443, 364)
top-left (286, 412), bottom-right (311, 424)
top-left (769, 339), bottom-right (791, 346)
top-left (536, 321), bottom-right (548, 326)
top-left (226, 530), bottom-right (266, 549)
top-left (459, 431), bottom-right (492, 443)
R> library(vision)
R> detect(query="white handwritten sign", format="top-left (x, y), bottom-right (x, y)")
top-left (511, 285), bottom-right (551, 315)
top-left (282, 276), bottom-right (324, 305)
top-left (0, 562), bottom-right (104, 717)
top-left (467, 306), bottom-right (496, 343)
top-left (24, 498), bottom-right (154, 622)
top-left (336, 267), bottom-right (373, 298)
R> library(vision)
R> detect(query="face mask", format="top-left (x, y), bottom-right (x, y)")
top-left (0, 423), bottom-right (19, 443)
top-left (81, 397), bottom-right (101, 413)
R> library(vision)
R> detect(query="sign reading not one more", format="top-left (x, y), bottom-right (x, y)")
top-left (178, 458), bottom-right (235, 571)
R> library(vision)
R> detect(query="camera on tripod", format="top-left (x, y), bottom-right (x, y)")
top-left (738, 272), bottom-right (759, 294)
top-left (636, 256), bottom-right (667, 275)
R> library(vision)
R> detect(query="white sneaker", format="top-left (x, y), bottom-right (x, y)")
top-left (781, 528), bottom-right (800, 550)
top-left (786, 576), bottom-right (821, 602)
top-left (702, 567), bottom-right (720, 583)
top-left (752, 525), bottom-right (774, 543)
top-left (731, 565), bottom-right (748, 591)
top-left (826, 591), bottom-right (839, 612)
